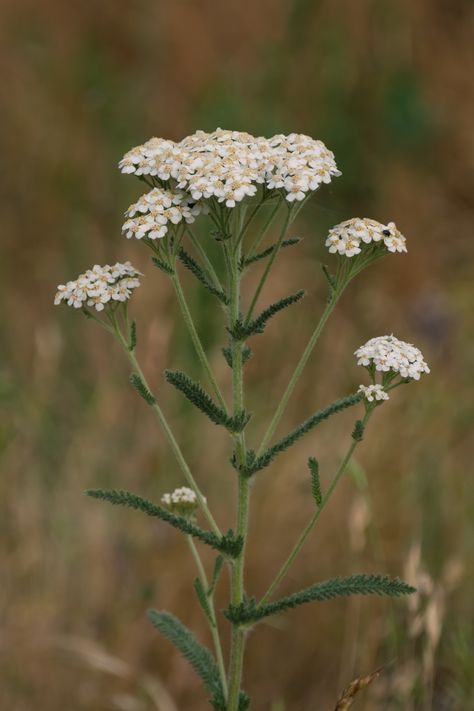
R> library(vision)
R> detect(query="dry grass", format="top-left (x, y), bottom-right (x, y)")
top-left (1, 1), bottom-right (473, 709)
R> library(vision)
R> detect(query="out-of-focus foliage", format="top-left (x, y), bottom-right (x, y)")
top-left (1, 1), bottom-right (473, 709)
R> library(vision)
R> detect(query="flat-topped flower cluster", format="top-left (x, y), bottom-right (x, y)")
top-left (119, 128), bottom-right (340, 207)
top-left (355, 335), bottom-right (430, 381)
top-left (326, 218), bottom-right (407, 258)
top-left (54, 262), bottom-right (141, 312)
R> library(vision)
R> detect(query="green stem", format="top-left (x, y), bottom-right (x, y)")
top-left (257, 286), bottom-right (344, 456)
top-left (259, 410), bottom-right (372, 606)
top-left (244, 206), bottom-right (293, 324)
top-left (112, 320), bottom-right (221, 538)
top-left (226, 236), bottom-right (250, 711)
top-left (186, 227), bottom-right (224, 292)
top-left (245, 198), bottom-right (281, 261)
top-left (187, 537), bottom-right (228, 699)
top-left (170, 271), bottom-right (227, 412)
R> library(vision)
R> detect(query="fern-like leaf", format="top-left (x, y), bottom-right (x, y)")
top-left (85, 489), bottom-right (243, 557)
top-left (228, 290), bottom-right (305, 340)
top-left (128, 320), bottom-right (137, 352)
top-left (222, 345), bottom-right (252, 369)
top-left (178, 248), bottom-right (229, 304)
top-left (352, 419), bottom-right (365, 442)
top-left (231, 393), bottom-right (361, 477)
top-left (147, 610), bottom-right (225, 709)
top-left (165, 370), bottom-right (250, 433)
top-left (241, 238), bottom-right (301, 268)
top-left (130, 372), bottom-right (156, 405)
top-left (308, 457), bottom-right (322, 506)
top-left (151, 255), bottom-right (174, 275)
top-left (224, 575), bottom-right (416, 625)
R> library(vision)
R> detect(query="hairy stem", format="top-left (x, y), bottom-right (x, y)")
top-left (244, 206), bottom-right (293, 324)
top-left (257, 285), bottom-right (345, 455)
top-left (227, 234), bottom-right (249, 711)
top-left (187, 537), bottom-right (228, 699)
top-left (113, 321), bottom-right (221, 537)
top-left (170, 271), bottom-right (227, 411)
top-left (259, 410), bottom-right (373, 606)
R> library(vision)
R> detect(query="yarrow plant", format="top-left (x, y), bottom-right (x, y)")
top-left (55, 128), bottom-right (430, 709)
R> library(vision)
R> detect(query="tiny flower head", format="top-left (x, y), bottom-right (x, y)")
top-left (355, 335), bottom-right (430, 381)
top-left (54, 262), bottom-right (141, 312)
top-left (358, 383), bottom-right (389, 403)
top-left (161, 487), bottom-right (204, 517)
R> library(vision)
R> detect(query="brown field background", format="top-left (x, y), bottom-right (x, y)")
top-left (1, 1), bottom-right (473, 709)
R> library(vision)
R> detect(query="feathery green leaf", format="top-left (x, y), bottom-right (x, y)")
top-left (147, 610), bottom-right (225, 709)
top-left (241, 238), bottom-right (301, 269)
top-left (228, 290), bottom-right (305, 340)
top-left (308, 457), bottom-right (322, 506)
top-left (165, 370), bottom-right (250, 433)
top-left (321, 264), bottom-right (337, 292)
top-left (222, 345), bottom-right (252, 369)
top-left (130, 372), bottom-right (156, 405)
top-left (232, 394), bottom-right (362, 477)
top-left (151, 255), bottom-right (174, 275)
top-left (224, 575), bottom-right (416, 625)
top-left (208, 555), bottom-right (225, 596)
top-left (85, 489), bottom-right (243, 557)
top-left (352, 419), bottom-right (365, 442)
top-left (193, 577), bottom-right (214, 626)
top-left (178, 247), bottom-right (229, 304)
top-left (128, 320), bottom-right (137, 352)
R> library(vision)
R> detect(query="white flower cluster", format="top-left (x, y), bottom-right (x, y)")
top-left (355, 335), bottom-right (430, 381)
top-left (326, 218), bottom-right (407, 257)
top-left (54, 262), bottom-right (141, 311)
top-left (119, 128), bottom-right (340, 207)
top-left (358, 384), bottom-right (389, 402)
top-left (161, 486), bottom-right (204, 514)
top-left (122, 187), bottom-right (203, 241)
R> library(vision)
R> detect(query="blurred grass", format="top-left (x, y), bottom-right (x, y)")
top-left (1, 0), bottom-right (473, 709)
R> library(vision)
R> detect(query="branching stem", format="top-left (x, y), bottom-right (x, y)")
top-left (259, 410), bottom-right (373, 606)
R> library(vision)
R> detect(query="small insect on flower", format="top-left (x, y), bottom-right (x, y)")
top-left (325, 218), bottom-right (407, 258)
top-left (161, 487), bottom-right (205, 518)
top-left (355, 335), bottom-right (430, 381)
top-left (54, 262), bottom-right (141, 312)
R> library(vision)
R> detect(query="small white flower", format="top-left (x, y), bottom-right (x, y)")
top-left (161, 487), bottom-right (205, 515)
top-left (54, 262), bottom-right (141, 312)
top-left (358, 384), bottom-right (389, 402)
top-left (325, 218), bottom-right (406, 258)
top-left (355, 335), bottom-right (430, 381)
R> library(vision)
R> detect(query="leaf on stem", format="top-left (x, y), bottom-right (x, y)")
top-left (85, 489), bottom-right (243, 557)
top-left (352, 419), bottom-right (365, 442)
top-left (151, 256), bottom-right (174, 275)
top-left (223, 575), bottom-right (416, 625)
top-left (178, 247), bottom-right (229, 304)
top-left (222, 345), bottom-right (252, 369)
top-left (231, 393), bottom-right (362, 477)
top-left (308, 457), bottom-right (322, 506)
top-left (241, 238), bottom-right (301, 269)
top-left (130, 372), bottom-right (156, 405)
top-left (165, 370), bottom-right (251, 433)
top-left (208, 555), bottom-right (225, 596)
top-left (228, 290), bottom-right (305, 340)
top-left (147, 610), bottom-right (226, 710)
top-left (193, 577), bottom-right (214, 625)
top-left (128, 320), bottom-right (137, 352)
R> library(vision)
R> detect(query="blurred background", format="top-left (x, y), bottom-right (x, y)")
top-left (1, 0), bottom-right (473, 709)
